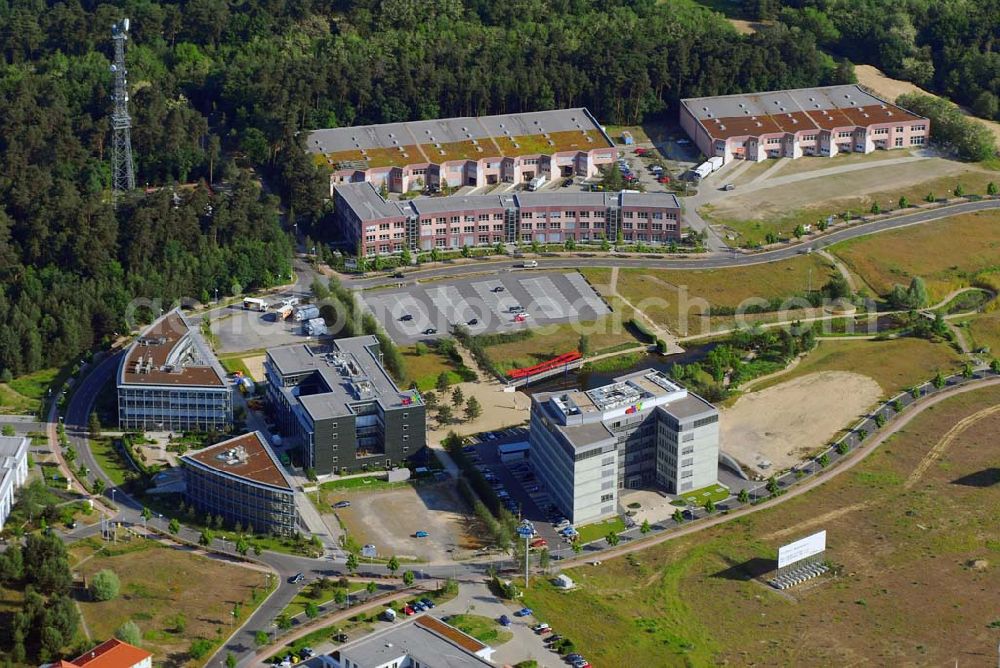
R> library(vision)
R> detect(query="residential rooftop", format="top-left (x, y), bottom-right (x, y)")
top-left (69, 638), bottom-right (152, 668)
top-left (307, 108), bottom-right (614, 171)
top-left (118, 309), bottom-right (227, 388)
top-left (682, 84), bottom-right (925, 140)
top-left (334, 182), bottom-right (680, 222)
top-left (337, 615), bottom-right (492, 668)
top-left (267, 337), bottom-right (421, 421)
top-left (183, 431), bottom-right (293, 490)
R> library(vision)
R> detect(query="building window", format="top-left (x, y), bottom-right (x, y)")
top-left (895, 137), bottom-right (904, 147)
top-left (912, 124), bottom-right (926, 132)
top-left (681, 470), bottom-right (693, 479)
top-left (910, 136), bottom-right (925, 145)
top-left (600, 493), bottom-right (614, 502)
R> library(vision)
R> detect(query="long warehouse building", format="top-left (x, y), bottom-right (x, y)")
top-left (307, 108), bottom-right (617, 194)
top-left (680, 84), bottom-right (929, 164)
top-left (334, 183), bottom-right (683, 256)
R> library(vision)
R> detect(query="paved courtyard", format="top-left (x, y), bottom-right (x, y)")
top-left (363, 270), bottom-right (611, 344)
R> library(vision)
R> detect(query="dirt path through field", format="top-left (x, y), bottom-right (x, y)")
top-left (904, 403), bottom-right (1000, 489)
top-left (721, 371), bottom-right (882, 475)
top-left (761, 501), bottom-right (872, 541)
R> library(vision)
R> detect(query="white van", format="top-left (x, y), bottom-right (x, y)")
top-left (521, 260), bottom-right (538, 268)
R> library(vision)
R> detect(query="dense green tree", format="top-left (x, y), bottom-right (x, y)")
top-left (89, 569), bottom-right (120, 601)
top-left (115, 620), bottom-right (142, 646)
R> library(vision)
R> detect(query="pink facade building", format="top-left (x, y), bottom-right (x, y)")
top-left (680, 85), bottom-right (929, 164)
top-left (307, 109), bottom-right (617, 194)
top-left (333, 183), bottom-right (683, 257)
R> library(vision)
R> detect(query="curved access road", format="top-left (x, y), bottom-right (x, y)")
top-left (348, 198), bottom-right (1000, 289)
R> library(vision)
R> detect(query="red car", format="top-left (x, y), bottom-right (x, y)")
top-left (657, 175), bottom-right (671, 184)
top-left (403, 606), bottom-right (415, 616)
top-left (634, 148), bottom-right (647, 156)
top-left (530, 538), bottom-right (548, 549)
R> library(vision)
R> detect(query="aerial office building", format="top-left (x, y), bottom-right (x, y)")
top-left (333, 615), bottom-right (494, 668)
top-left (265, 336), bottom-right (425, 475)
top-left (334, 182), bottom-right (683, 256)
top-left (181, 431), bottom-right (297, 535)
top-left (117, 309), bottom-right (232, 432)
top-left (307, 108), bottom-right (616, 194)
top-left (680, 84), bottom-right (929, 164)
top-left (529, 369), bottom-right (719, 524)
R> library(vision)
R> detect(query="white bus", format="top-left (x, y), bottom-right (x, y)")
top-left (243, 297), bottom-right (268, 311)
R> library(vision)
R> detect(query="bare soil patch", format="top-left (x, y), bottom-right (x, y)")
top-left (721, 371), bottom-right (881, 475)
top-left (333, 482), bottom-right (485, 562)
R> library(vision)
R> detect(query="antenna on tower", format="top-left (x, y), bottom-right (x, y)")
top-left (110, 18), bottom-right (135, 205)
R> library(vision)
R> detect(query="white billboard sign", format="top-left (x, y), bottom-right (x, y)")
top-left (777, 530), bottom-right (826, 569)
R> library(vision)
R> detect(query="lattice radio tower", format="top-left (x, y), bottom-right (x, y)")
top-left (110, 18), bottom-right (135, 203)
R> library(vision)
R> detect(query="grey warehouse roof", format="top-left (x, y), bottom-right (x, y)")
top-left (308, 108), bottom-right (604, 154)
top-left (268, 337), bottom-right (418, 421)
top-left (340, 616), bottom-right (492, 668)
top-left (681, 84), bottom-right (889, 121)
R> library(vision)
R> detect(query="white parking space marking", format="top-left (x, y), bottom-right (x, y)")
top-left (563, 272), bottom-right (611, 315)
top-left (471, 280), bottom-right (520, 324)
top-left (520, 276), bottom-right (575, 319)
top-left (426, 285), bottom-right (468, 324)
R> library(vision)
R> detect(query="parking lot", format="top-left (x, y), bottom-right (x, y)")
top-left (462, 428), bottom-right (571, 553)
top-left (363, 271), bottom-right (610, 345)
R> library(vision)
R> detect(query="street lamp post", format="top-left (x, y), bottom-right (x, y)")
top-left (517, 521), bottom-right (533, 588)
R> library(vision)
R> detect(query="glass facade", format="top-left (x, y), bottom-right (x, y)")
top-left (118, 385), bottom-right (232, 432)
top-left (183, 463), bottom-right (296, 535)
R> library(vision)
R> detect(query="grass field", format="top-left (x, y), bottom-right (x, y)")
top-left (829, 210), bottom-right (1000, 302)
top-left (750, 338), bottom-right (963, 397)
top-left (219, 355), bottom-right (252, 378)
top-left (678, 484), bottom-right (730, 507)
top-left (445, 614), bottom-right (513, 645)
top-left (89, 436), bottom-right (135, 486)
top-left (0, 367), bottom-right (58, 414)
top-left (70, 538), bottom-right (269, 665)
top-left (704, 157), bottom-right (999, 246)
top-left (963, 311), bottom-right (1000, 354)
top-left (523, 384), bottom-right (1000, 666)
top-left (581, 255), bottom-right (833, 336)
top-left (400, 344), bottom-right (464, 392)
top-left (482, 318), bottom-right (640, 374)
top-left (575, 517), bottom-right (627, 545)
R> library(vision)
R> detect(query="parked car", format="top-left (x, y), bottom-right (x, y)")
top-left (403, 605), bottom-right (415, 616)
top-left (561, 178), bottom-right (573, 188)
top-left (299, 648), bottom-right (315, 659)
top-left (422, 328), bottom-right (437, 335)
top-left (333, 500), bottom-right (351, 509)
top-left (532, 623), bottom-right (550, 632)
top-left (515, 607), bottom-right (533, 617)
top-left (491, 286), bottom-right (505, 293)
top-left (413, 602), bottom-right (426, 612)
top-left (419, 598), bottom-right (435, 608)
top-left (414, 530), bottom-right (429, 538)
top-left (545, 634), bottom-right (562, 644)
top-left (499, 614), bottom-right (511, 627)
top-left (722, 183), bottom-right (736, 191)
top-left (467, 318), bottom-right (479, 326)
top-left (530, 538), bottom-right (548, 549)
top-left (399, 314), bottom-right (413, 321)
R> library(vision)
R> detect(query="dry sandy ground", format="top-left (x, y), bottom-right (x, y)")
top-left (427, 380), bottom-right (530, 444)
top-left (721, 371), bottom-right (881, 477)
top-left (243, 354), bottom-right (265, 381)
top-left (333, 482), bottom-right (484, 562)
top-left (708, 157), bottom-right (975, 221)
top-left (856, 64), bottom-right (1000, 145)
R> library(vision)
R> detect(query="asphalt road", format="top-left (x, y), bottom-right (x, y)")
top-left (347, 198), bottom-right (1000, 290)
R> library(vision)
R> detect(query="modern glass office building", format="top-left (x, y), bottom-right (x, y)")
top-left (117, 309), bottom-right (232, 432)
top-left (181, 431), bottom-right (297, 535)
